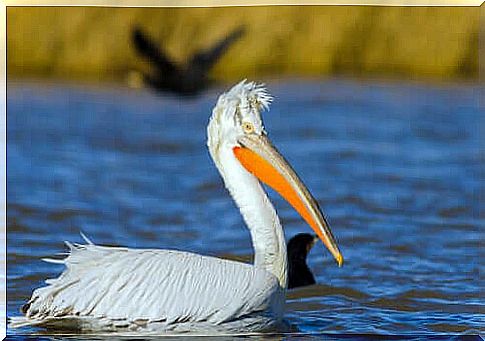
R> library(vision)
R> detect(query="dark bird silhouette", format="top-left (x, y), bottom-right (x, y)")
top-left (132, 26), bottom-right (246, 96)
top-left (287, 233), bottom-right (318, 289)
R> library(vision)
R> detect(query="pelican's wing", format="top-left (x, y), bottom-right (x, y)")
top-left (12, 241), bottom-right (281, 331)
top-left (132, 26), bottom-right (179, 75)
top-left (190, 26), bottom-right (246, 72)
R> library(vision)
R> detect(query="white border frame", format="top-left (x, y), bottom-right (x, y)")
top-left (2, 2), bottom-right (483, 340)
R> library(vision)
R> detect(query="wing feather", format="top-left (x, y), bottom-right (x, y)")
top-left (16, 242), bottom-right (282, 331)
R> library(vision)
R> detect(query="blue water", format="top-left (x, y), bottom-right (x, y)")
top-left (6, 79), bottom-right (483, 337)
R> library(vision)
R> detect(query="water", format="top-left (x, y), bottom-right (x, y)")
top-left (6, 79), bottom-right (483, 338)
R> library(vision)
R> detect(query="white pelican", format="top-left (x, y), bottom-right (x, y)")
top-left (10, 80), bottom-right (343, 334)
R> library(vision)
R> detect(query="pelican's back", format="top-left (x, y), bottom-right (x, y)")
top-left (10, 241), bottom-right (283, 332)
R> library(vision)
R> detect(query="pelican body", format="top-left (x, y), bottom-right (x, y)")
top-left (10, 81), bottom-right (343, 334)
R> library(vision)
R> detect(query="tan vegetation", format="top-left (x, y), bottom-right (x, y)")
top-left (7, 6), bottom-right (480, 83)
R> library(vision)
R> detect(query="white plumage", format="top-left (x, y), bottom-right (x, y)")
top-left (11, 80), bottom-right (342, 334)
top-left (11, 239), bottom-right (282, 333)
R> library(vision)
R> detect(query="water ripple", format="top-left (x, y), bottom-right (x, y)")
top-left (7, 79), bottom-right (483, 336)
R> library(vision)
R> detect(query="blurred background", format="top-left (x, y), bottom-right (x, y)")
top-left (7, 6), bottom-right (481, 84)
top-left (7, 5), bottom-right (483, 337)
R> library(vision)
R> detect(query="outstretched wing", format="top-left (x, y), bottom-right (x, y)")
top-left (132, 26), bottom-right (179, 75)
top-left (14, 241), bottom-right (280, 331)
top-left (190, 26), bottom-right (246, 72)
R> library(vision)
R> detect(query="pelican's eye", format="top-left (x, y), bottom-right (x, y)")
top-left (242, 122), bottom-right (254, 134)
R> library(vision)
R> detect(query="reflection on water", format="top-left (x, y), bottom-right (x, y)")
top-left (7, 79), bottom-right (483, 338)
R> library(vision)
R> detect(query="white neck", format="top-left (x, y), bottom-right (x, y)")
top-left (215, 146), bottom-right (288, 288)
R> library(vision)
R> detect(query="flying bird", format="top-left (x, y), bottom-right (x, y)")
top-left (10, 81), bottom-right (343, 334)
top-left (132, 26), bottom-right (245, 96)
top-left (287, 233), bottom-right (318, 289)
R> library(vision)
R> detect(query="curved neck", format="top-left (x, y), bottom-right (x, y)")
top-left (215, 146), bottom-right (287, 288)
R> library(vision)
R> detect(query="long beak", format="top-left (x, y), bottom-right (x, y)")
top-left (233, 134), bottom-right (343, 267)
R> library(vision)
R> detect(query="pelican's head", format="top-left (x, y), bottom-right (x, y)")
top-left (207, 80), bottom-right (343, 267)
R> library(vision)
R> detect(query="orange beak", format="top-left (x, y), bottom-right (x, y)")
top-left (233, 134), bottom-right (343, 267)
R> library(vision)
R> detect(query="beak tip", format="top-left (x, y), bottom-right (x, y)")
top-left (336, 254), bottom-right (344, 267)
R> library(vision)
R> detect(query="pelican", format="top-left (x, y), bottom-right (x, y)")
top-left (10, 80), bottom-right (343, 334)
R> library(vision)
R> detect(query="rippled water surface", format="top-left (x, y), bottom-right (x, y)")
top-left (7, 79), bottom-right (483, 338)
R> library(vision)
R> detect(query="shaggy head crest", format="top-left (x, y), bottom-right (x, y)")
top-left (215, 80), bottom-right (273, 115)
